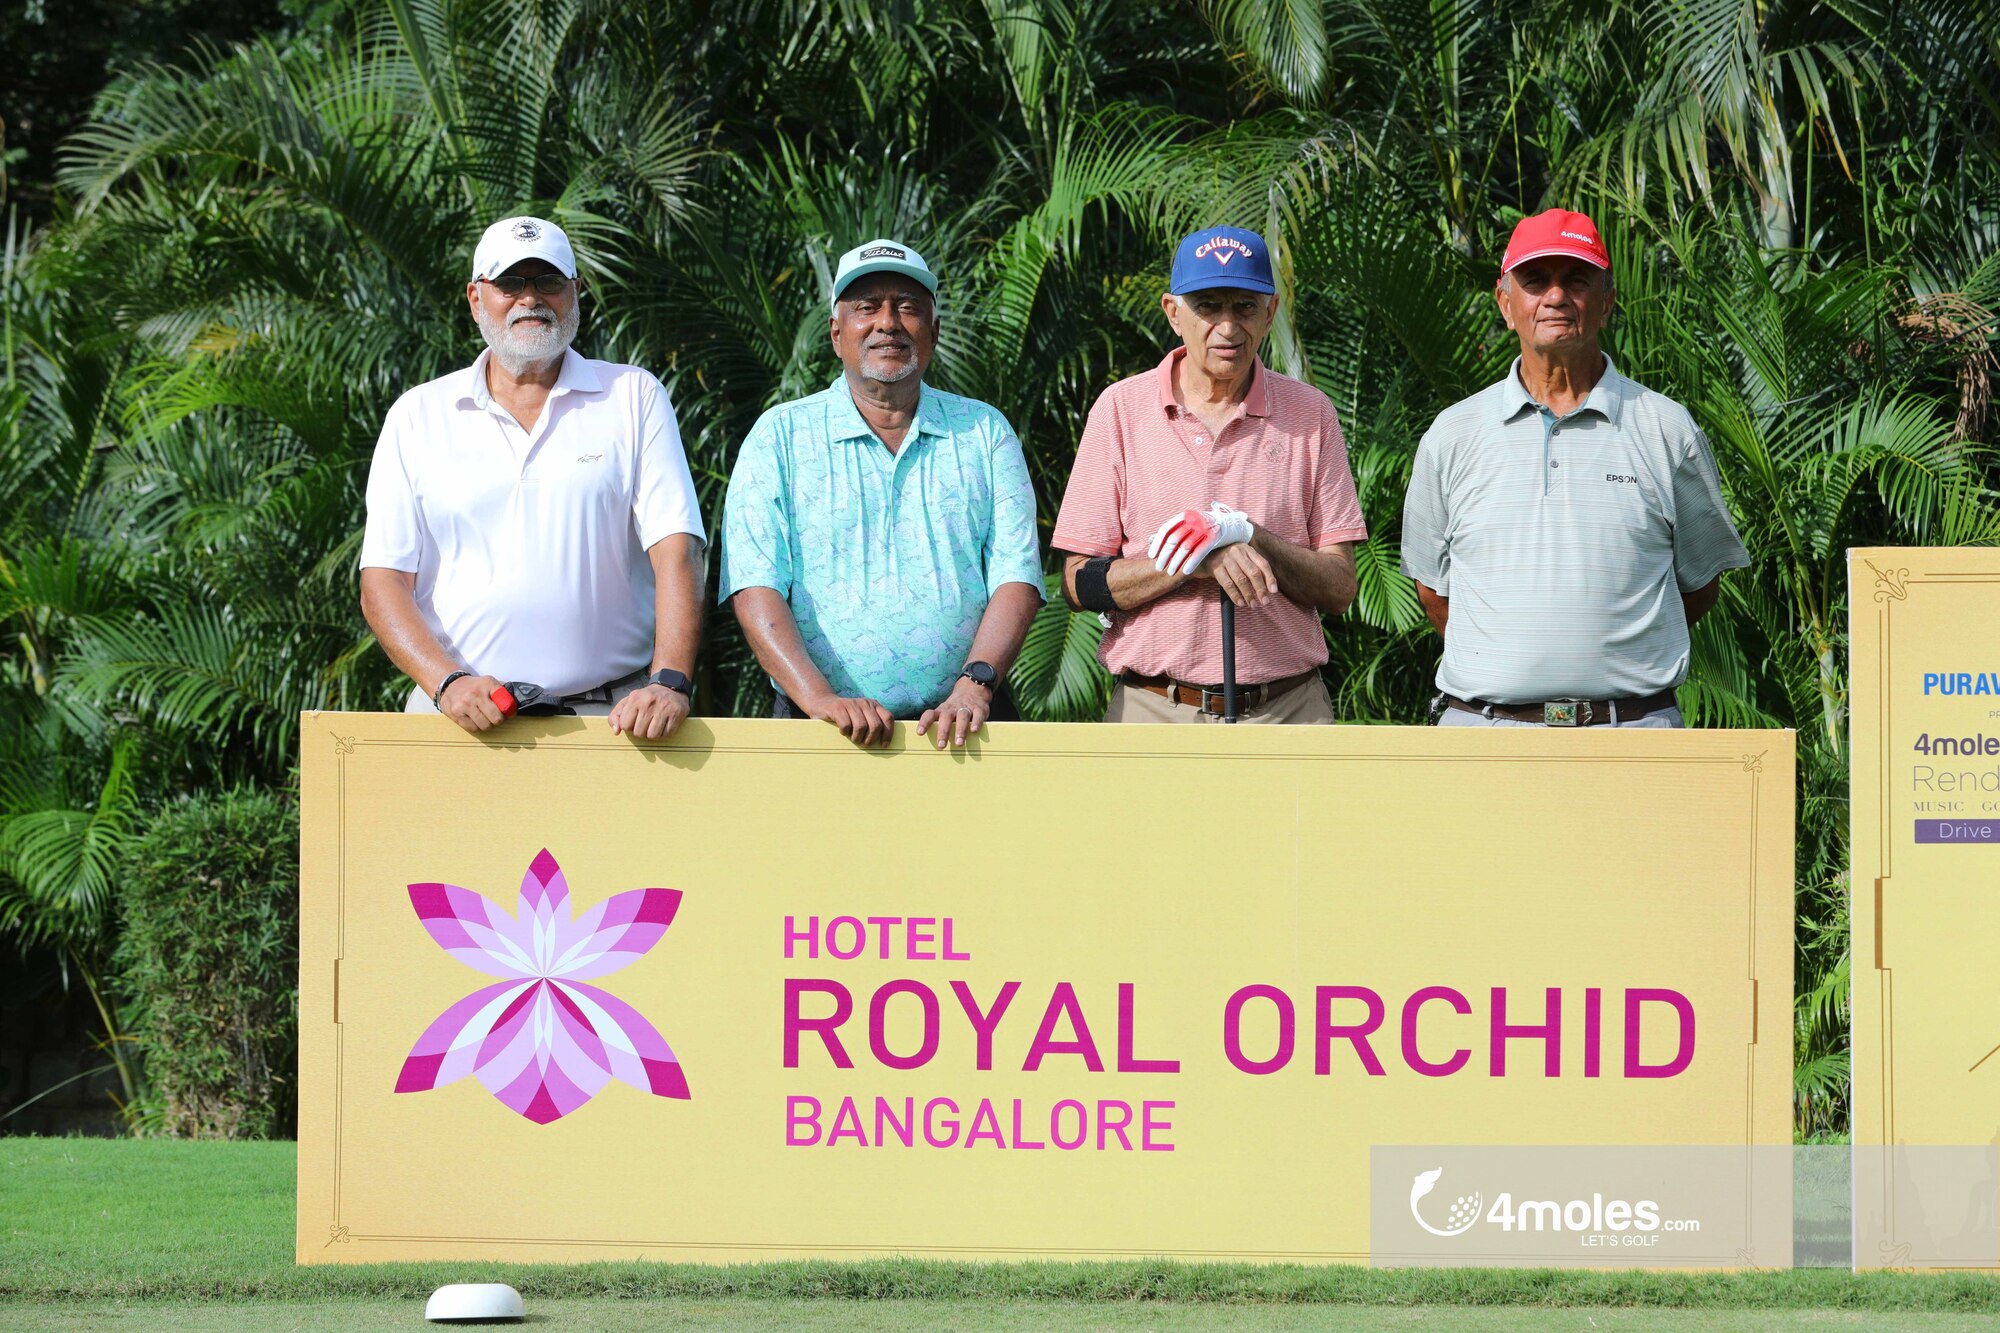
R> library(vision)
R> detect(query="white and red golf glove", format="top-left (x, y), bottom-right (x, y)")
top-left (1147, 501), bottom-right (1254, 576)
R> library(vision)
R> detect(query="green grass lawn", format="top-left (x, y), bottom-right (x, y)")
top-left (13, 1302), bottom-right (2000, 1331)
top-left (5, 1137), bottom-right (2000, 1330)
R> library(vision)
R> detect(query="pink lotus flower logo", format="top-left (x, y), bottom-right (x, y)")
top-left (394, 849), bottom-right (689, 1123)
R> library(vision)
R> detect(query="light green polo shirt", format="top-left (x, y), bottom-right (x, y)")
top-left (1399, 357), bottom-right (1748, 704)
top-left (719, 379), bottom-right (1043, 717)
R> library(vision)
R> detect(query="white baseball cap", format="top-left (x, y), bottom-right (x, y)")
top-left (831, 238), bottom-right (937, 307)
top-left (471, 216), bottom-right (577, 281)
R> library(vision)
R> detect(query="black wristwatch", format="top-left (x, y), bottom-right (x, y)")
top-left (958, 661), bottom-right (998, 692)
top-left (649, 668), bottom-right (693, 698)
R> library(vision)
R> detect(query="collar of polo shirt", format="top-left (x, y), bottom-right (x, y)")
top-left (1153, 347), bottom-right (1272, 420)
top-left (1498, 354), bottom-right (1628, 426)
top-left (826, 378), bottom-right (946, 443)
top-left (461, 348), bottom-right (602, 411)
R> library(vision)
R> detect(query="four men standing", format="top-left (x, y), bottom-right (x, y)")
top-left (364, 210), bottom-right (1746, 735)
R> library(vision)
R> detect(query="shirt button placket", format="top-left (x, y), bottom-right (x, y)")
top-left (1539, 408), bottom-right (1562, 496)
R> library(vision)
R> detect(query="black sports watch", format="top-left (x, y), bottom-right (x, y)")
top-left (649, 668), bottom-right (694, 698)
top-left (958, 661), bottom-right (998, 692)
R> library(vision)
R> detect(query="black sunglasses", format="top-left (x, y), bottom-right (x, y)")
top-left (480, 273), bottom-right (573, 297)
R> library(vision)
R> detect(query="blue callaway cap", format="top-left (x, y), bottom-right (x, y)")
top-left (1170, 226), bottom-right (1275, 295)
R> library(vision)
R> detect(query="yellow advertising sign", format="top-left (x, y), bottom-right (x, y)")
top-left (1851, 548), bottom-right (2000, 1270)
top-left (298, 715), bottom-right (1792, 1265)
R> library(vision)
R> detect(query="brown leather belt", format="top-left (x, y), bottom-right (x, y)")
top-left (1442, 689), bottom-right (1678, 726)
top-left (1120, 668), bottom-right (1320, 717)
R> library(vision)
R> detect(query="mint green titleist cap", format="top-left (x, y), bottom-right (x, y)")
top-left (831, 238), bottom-right (938, 307)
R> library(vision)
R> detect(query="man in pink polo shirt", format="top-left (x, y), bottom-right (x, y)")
top-left (1052, 226), bottom-right (1368, 723)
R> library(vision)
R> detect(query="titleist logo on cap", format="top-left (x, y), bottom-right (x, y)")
top-left (859, 245), bottom-right (906, 260)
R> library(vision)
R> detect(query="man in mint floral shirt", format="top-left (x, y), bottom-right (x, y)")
top-left (720, 239), bottom-right (1043, 749)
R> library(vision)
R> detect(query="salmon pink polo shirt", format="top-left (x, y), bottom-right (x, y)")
top-left (1052, 349), bottom-right (1368, 685)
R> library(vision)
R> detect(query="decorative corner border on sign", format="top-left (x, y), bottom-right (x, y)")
top-left (1864, 558), bottom-right (1909, 603)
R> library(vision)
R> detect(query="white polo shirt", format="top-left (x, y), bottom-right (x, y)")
top-left (360, 349), bottom-right (705, 697)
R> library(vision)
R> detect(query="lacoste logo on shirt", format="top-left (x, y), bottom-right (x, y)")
top-left (1606, 473), bottom-right (1637, 484)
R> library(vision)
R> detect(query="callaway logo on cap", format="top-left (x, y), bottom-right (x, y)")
top-left (471, 215), bottom-right (578, 281)
top-left (1169, 225), bottom-right (1276, 295)
top-left (1500, 209), bottom-right (1610, 272)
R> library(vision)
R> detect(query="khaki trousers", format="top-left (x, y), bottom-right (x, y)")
top-left (1103, 673), bottom-right (1335, 724)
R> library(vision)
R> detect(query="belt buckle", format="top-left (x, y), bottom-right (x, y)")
top-left (1199, 686), bottom-right (1229, 716)
top-left (1543, 699), bottom-right (1592, 727)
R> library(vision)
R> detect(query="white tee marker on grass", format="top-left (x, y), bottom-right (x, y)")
top-left (425, 1283), bottom-right (525, 1322)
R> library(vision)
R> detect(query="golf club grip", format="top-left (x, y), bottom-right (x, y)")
top-left (1219, 592), bottom-right (1238, 723)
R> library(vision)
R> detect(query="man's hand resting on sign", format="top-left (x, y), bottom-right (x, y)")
top-left (803, 692), bottom-right (896, 747)
top-left (440, 673), bottom-right (510, 733)
top-left (917, 675), bottom-right (992, 749)
top-left (1148, 501), bottom-right (1253, 576)
top-left (609, 683), bottom-right (690, 740)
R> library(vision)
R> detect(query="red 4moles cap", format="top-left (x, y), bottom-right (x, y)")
top-left (1501, 208), bottom-right (1610, 272)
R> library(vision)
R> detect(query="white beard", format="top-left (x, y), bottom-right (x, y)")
top-left (860, 355), bottom-right (920, 384)
top-left (477, 300), bottom-right (578, 375)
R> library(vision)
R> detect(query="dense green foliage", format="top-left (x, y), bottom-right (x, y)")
top-left (112, 790), bottom-right (298, 1138)
top-left (2, 0), bottom-right (1998, 1136)
top-left (0, 0), bottom-right (305, 219)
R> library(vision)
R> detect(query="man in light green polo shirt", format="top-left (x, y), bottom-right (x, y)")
top-left (1399, 208), bottom-right (1748, 728)
top-left (720, 239), bottom-right (1043, 748)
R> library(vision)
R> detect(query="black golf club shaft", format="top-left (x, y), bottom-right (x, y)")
top-left (1220, 591), bottom-right (1238, 722)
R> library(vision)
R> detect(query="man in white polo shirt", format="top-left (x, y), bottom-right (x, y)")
top-left (359, 216), bottom-right (705, 737)
top-left (1399, 208), bottom-right (1748, 727)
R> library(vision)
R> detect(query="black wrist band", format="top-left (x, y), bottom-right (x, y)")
top-left (1075, 556), bottom-right (1117, 612)
top-left (432, 669), bottom-right (471, 711)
